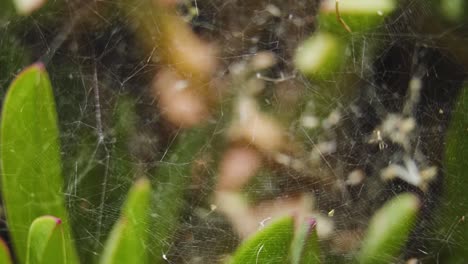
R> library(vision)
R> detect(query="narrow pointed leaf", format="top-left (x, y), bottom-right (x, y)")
top-left (229, 216), bottom-right (295, 264)
top-left (357, 193), bottom-right (420, 264)
top-left (26, 216), bottom-right (67, 264)
top-left (290, 217), bottom-right (321, 264)
top-left (100, 178), bottom-right (151, 264)
top-left (0, 239), bottom-right (13, 264)
top-left (1, 63), bottom-right (78, 264)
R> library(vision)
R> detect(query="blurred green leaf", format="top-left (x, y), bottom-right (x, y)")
top-left (318, 0), bottom-right (396, 34)
top-left (0, 0), bottom-right (14, 20)
top-left (440, 0), bottom-right (467, 22)
top-left (0, 238), bottom-right (13, 264)
top-left (294, 32), bottom-right (346, 79)
top-left (0, 63), bottom-right (78, 264)
top-left (100, 178), bottom-right (151, 264)
top-left (149, 125), bottom-right (214, 263)
top-left (436, 84), bottom-right (468, 263)
top-left (229, 216), bottom-right (294, 264)
top-left (357, 193), bottom-right (420, 264)
top-left (290, 217), bottom-right (321, 264)
top-left (437, 0), bottom-right (466, 22)
top-left (12, 0), bottom-right (46, 15)
top-left (26, 215), bottom-right (68, 264)
top-left (294, 0), bottom-right (396, 122)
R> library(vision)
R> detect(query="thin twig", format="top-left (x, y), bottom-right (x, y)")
top-left (335, 0), bottom-right (352, 33)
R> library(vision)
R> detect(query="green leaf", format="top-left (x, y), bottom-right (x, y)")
top-left (294, 32), bottom-right (346, 78)
top-left (357, 193), bottom-right (420, 264)
top-left (12, 0), bottom-right (46, 15)
top-left (26, 215), bottom-right (69, 264)
top-left (149, 125), bottom-right (214, 263)
top-left (0, 0), bottom-right (14, 20)
top-left (100, 178), bottom-right (152, 264)
top-left (290, 217), bottom-right (321, 264)
top-left (440, 0), bottom-right (467, 22)
top-left (0, 238), bottom-right (13, 264)
top-left (318, 0), bottom-right (397, 34)
top-left (436, 84), bottom-right (468, 263)
top-left (438, 0), bottom-right (466, 22)
top-left (229, 216), bottom-right (295, 264)
top-left (0, 63), bottom-right (78, 264)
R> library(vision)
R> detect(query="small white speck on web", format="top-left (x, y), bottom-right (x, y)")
top-left (377, 10), bottom-right (383, 16)
top-left (346, 169), bottom-right (365, 186)
top-left (418, 249), bottom-right (429, 255)
top-left (265, 4), bottom-right (281, 17)
top-left (259, 217), bottom-right (272, 228)
top-left (274, 153), bottom-right (292, 166)
top-left (369, 129), bottom-right (388, 150)
top-left (310, 141), bottom-right (337, 162)
top-left (291, 159), bottom-right (305, 171)
top-left (251, 51), bottom-right (276, 71)
top-left (256, 72), bottom-right (296, 83)
top-left (301, 115), bottom-right (319, 129)
top-left (406, 258), bottom-right (419, 264)
top-left (380, 158), bottom-right (422, 187)
top-left (174, 80), bottom-right (189, 91)
top-left (404, 76), bottom-right (423, 115)
top-left (322, 110), bottom-right (341, 130)
top-left (373, 114), bottom-right (416, 150)
top-left (409, 77), bottom-right (422, 92)
top-left (420, 166), bottom-right (437, 182)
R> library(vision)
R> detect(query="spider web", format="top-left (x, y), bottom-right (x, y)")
top-left (0, 0), bottom-right (466, 263)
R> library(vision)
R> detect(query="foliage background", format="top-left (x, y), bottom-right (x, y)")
top-left (0, 0), bottom-right (467, 263)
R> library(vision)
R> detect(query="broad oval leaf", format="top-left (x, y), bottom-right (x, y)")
top-left (1, 63), bottom-right (78, 264)
top-left (100, 178), bottom-right (151, 264)
top-left (26, 215), bottom-right (67, 264)
top-left (357, 193), bottom-right (420, 264)
top-left (229, 216), bottom-right (295, 264)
